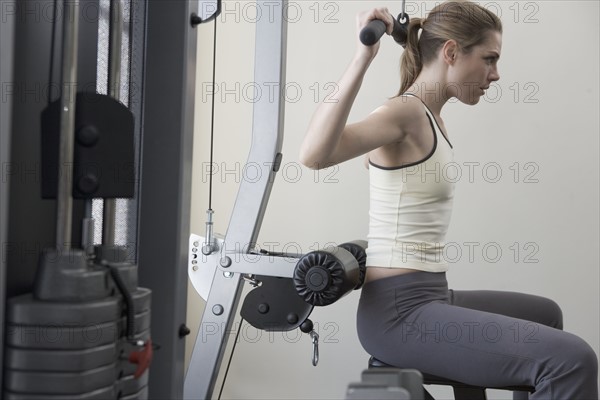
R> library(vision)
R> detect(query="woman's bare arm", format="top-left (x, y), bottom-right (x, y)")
top-left (299, 8), bottom-right (399, 170)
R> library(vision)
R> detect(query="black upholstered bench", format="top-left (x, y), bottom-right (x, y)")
top-left (369, 357), bottom-right (535, 400)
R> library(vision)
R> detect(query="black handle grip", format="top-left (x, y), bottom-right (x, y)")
top-left (359, 14), bottom-right (409, 47)
top-left (360, 19), bottom-right (388, 46)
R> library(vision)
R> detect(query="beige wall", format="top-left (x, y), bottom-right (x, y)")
top-left (188, 1), bottom-right (600, 398)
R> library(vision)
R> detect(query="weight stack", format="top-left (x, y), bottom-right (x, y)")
top-left (2, 248), bottom-right (152, 400)
top-left (115, 287), bottom-right (151, 400)
top-left (98, 246), bottom-right (152, 400)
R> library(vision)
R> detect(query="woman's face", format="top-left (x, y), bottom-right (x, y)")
top-left (447, 30), bottom-right (502, 105)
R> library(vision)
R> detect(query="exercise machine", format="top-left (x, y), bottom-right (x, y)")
top-left (185, 0), bottom-right (359, 397)
top-left (183, 1), bottom-right (422, 399)
top-left (183, 2), bottom-right (535, 399)
top-left (1, 0), bottom-right (202, 398)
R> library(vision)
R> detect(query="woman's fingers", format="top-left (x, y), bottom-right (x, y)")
top-left (358, 7), bottom-right (394, 35)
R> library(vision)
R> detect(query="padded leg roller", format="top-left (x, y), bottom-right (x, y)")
top-left (293, 246), bottom-right (360, 306)
top-left (338, 240), bottom-right (368, 289)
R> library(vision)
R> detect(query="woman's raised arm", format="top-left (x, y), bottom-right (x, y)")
top-left (299, 8), bottom-right (399, 170)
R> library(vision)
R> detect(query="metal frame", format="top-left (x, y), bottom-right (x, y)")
top-left (2, 0), bottom-right (269, 397)
top-left (137, 0), bottom-right (200, 398)
top-left (127, 0), bottom-right (146, 251)
top-left (184, 1), bottom-right (290, 398)
top-left (1, 0), bottom-right (99, 391)
top-left (1, 0), bottom-right (195, 398)
top-left (3, 0), bottom-right (100, 299)
top-left (0, 2), bottom-right (16, 392)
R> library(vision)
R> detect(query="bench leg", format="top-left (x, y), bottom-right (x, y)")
top-left (424, 387), bottom-right (436, 400)
top-left (453, 386), bottom-right (487, 400)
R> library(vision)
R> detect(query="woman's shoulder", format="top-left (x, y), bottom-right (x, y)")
top-left (373, 94), bottom-right (427, 132)
top-left (388, 93), bottom-right (425, 110)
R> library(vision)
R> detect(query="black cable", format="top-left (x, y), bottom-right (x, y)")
top-left (108, 264), bottom-right (136, 341)
top-left (217, 317), bottom-right (244, 400)
top-left (208, 17), bottom-right (218, 210)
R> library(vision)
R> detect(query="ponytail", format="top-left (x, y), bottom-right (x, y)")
top-left (398, 18), bottom-right (425, 96)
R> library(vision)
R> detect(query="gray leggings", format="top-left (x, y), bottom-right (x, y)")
top-left (356, 271), bottom-right (599, 400)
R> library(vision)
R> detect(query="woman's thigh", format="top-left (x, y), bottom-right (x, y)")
top-left (357, 273), bottom-right (597, 398)
top-left (448, 289), bottom-right (563, 329)
top-left (372, 300), bottom-right (583, 389)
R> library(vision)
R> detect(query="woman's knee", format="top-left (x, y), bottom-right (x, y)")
top-left (536, 334), bottom-right (599, 398)
top-left (579, 339), bottom-right (599, 375)
top-left (561, 334), bottom-right (598, 376)
top-left (535, 296), bottom-right (563, 330)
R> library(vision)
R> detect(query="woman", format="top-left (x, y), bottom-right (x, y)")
top-left (299, 1), bottom-right (598, 399)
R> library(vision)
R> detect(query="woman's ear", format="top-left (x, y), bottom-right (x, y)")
top-left (441, 39), bottom-right (458, 65)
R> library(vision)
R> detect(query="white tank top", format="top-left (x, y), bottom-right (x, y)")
top-left (366, 95), bottom-right (455, 272)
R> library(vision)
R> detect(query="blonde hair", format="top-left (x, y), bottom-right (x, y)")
top-left (398, 1), bottom-right (502, 95)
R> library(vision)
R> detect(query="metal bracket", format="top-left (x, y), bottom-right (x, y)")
top-left (189, 234), bottom-right (299, 302)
